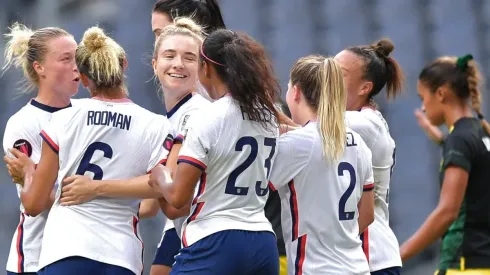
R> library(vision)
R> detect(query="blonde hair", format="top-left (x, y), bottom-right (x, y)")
top-left (76, 26), bottom-right (126, 92)
top-left (291, 55), bottom-right (347, 160)
top-left (153, 17), bottom-right (203, 58)
top-left (3, 22), bottom-right (71, 92)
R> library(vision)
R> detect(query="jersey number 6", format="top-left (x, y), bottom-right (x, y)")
top-left (225, 136), bottom-right (276, 197)
top-left (75, 142), bottom-right (113, 180)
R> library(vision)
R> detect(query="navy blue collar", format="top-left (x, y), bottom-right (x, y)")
top-left (30, 99), bottom-right (72, 113)
top-left (166, 93), bottom-right (193, 118)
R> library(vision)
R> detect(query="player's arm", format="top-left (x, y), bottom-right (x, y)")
top-left (150, 162), bottom-right (200, 210)
top-left (60, 174), bottom-right (161, 206)
top-left (357, 142), bottom-right (375, 234)
top-left (155, 141), bottom-right (191, 218)
top-left (400, 166), bottom-right (467, 261)
top-left (278, 111), bottom-right (300, 134)
top-left (400, 134), bottom-right (470, 261)
top-left (3, 119), bottom-right (38, 185)
top-left (138, 199), bottom-right (160, 218)
top-left (20, 140), bottom-right (59, 216)
top-left (358, 188), bottom-right (374, 234)
top-left (414, 109), bottom-right (444, 144)
top-left (60, 117), bottom-right (175, 206)
top-left (150, 113), bottom-right (212, 209)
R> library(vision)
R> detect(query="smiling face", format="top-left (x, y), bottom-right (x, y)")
top-left (153, 34), bottom-right (200, 97)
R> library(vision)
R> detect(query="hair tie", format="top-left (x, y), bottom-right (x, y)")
top-left (456, 54), bottom-right (473, 72)
top-left (477, 112), bottom-right (485, 120)
top-left (200, 43), bottom-right (224, 66)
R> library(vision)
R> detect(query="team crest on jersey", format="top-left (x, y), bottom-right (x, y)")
top-left (164, 134), bottom-right (174, 151)
top-left (13, 139), bottom-right (32, 157)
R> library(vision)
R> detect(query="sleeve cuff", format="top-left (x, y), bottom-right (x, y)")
top-left (363, 183), bottom-right (374, 192)
top-left (40, 130), bottom-right (59, 154)
top-left (443, 151), bottom-right (471, 172)
top-left (178, 156), bottom-right (207, 171)
top-left (268, 181), bottom-right (277, 192)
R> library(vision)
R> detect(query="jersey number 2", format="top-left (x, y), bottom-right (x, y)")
top-left (338, 162), bottom-right (356, 221)
top-left (75, 142), bottom-right (113, 180)
top-left (225, 136), bottom-right (276, 197)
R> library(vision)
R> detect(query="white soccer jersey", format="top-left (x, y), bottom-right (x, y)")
top-left (162, 93), bottom-right (210, 235)
top-left (345, 107), bottom-right (401, 271)
top-left (37, 97), bottom-right (174, 275)
top-left (177, 95), bottom-right (277, 247)
top-left (269, 122), bottom-right (374, 275)
top-left (3, 99), bottom-right (73, 273)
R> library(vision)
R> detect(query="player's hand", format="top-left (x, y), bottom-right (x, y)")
top-left (278, 111), bottom-right (299, 127)
top-left (148, 164), bottom-right (173, 193)
top-left (4, 148), bottom-right (35, 185)
top-left (60, 175), bottom-right (97, 206)
top-left (414, 109), bottom-right (444, 144)
top-left (279, 124), bottom-right (300, 135)
top-left (6, 164), bottom-right (24, 185)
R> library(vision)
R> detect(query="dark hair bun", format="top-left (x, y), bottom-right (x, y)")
top-left (372, 38), bottom-right (395, 57)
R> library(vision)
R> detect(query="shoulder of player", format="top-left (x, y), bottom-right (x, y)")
top-left (146, 113), bottom-right (172, 133)
top-left (50, 104), bottom-right (81, 122)
top-left (5, 105), bottom-right (41, 134)
top-left (280, 126), bottom-right (316, 145)
top-left (69, 98), bottom-right (83, 106)
top-left (445, 124), bottom-right (479, 149)
top-left (345, 110), bottom-right (383, 131)
top-left (189, 93), bottom-right (212, 106)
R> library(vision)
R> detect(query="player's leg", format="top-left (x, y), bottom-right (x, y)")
top-left (151, 228), bottom-right (181, 275)
top-left (371, 266), bottom-right (401, 275)
top-left (247, 231), bottom-right (279, 275)
top-left (7, 272), bottom-right (37, 275)
top-left (151, 265), bottom-right (172, 275)
top-left (171, 230), bottom-right (247, 275)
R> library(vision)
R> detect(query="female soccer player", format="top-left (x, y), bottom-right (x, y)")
top-left (149, 16), bottom-right (211, 275)
top-left (400, 55), bottom-right (490, 275)
top-left (6, 26), bottom-right (174, 275)
top-left (2, 23), bottom-right (79, 275)
top-left (149, 29), bottom-right (281, 275)
top-left (50, 17), bottom-right (210, 275)
top-left (265, 55), bottom-right (375, 275)
top-left (151, 0), bottom-right (226, 102)
top-left (334, 38), bottom-right (404, 275)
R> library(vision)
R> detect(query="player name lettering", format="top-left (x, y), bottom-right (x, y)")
top-left (87, 111), bottom-right (132, 130)
top-left (346, 132), bottom-right (357, 147)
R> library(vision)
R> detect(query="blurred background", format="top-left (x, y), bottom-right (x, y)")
top-left (1, 0), bottom-right (489, 274)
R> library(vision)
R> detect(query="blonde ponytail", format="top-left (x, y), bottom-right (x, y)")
top-left (290, 55), bottom-right (347, 161)
top-left (318, 58), bottom-right (347, 160)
